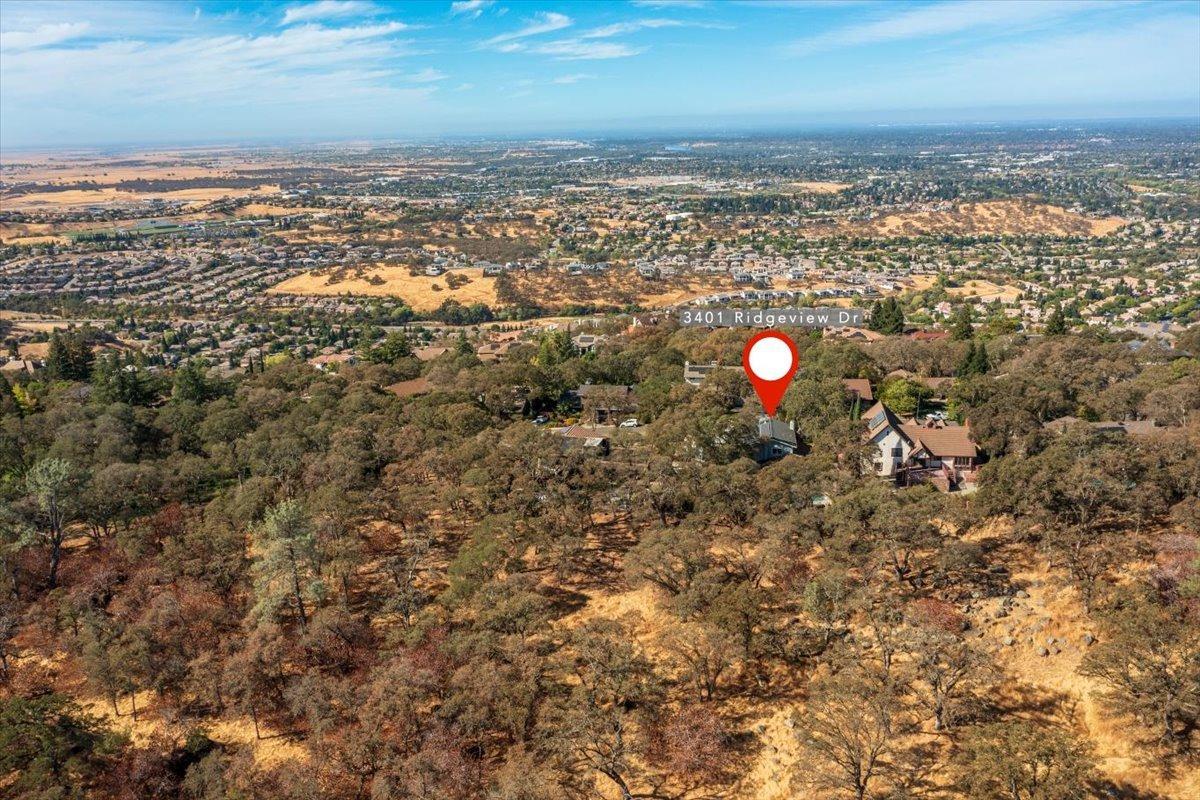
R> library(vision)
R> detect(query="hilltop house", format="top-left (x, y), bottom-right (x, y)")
top-left (756, 415), bottom-right (799, 463)
top-left (862, 401), bottom-right (980, 490)
top-left (572, 384), bottom-right (638, 425)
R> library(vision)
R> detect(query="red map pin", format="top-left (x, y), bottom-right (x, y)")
top-left (742, 330), bottom-right (799, 417)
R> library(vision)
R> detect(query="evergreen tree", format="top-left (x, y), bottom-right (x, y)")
top-left (456, 332), bottom-right (474, 355)
top-left (1044, 305), bottom-right (1067, 336)
top-left (969, 341), bottom-right (991, 375)
top-left (869, 297), bottom-right (905, 335)
top-left (957, 341), bottom-right (978, 377)
top-left (172, 359), bottom-right (216, 404)
top-left (535, 330), bottom-right (574, 366)
top-left (250, 501), bottom-right (324, 629)
top-left (868, 300), bottom-right (885, 332)
top-left (950, 305), bottom-right (974, 341)
top-left (363, 331), bottom-right (412, 364)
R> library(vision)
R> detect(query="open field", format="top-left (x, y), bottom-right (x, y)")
top-left (268, 265), bottom-right (748, 311)
top-left (1, 184), bottom-right (280, 210)
top-left (849, 200), bottom-right (1126, 238)
top-left (783, 181), bottom-right (852, 193)
top-left (947, 279), bottom-right (1023, 302)
top-left (270, 266), bottom-right (500, 311)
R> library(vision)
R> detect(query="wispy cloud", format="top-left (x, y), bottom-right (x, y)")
top-left (450, 0), bottom-right (495, 19)
top-left (406, 67), bottom-right (447, 83)
top-left (0, 21), bottom-right (90, 51)
top-left (582, 18), bottom-right (684, 38)
top-left (280, 0), bottom-right (378, 26)
top-left (532, 39), bottom-right (642, 60)
top-left (552, 73), bottom-right (596, 84)
top-left (3, 21), bottom-right (419, 110)
top-left (482, 11), bottom-right (572, 47)
top-left (788, 0), bottom-right (1105, 55)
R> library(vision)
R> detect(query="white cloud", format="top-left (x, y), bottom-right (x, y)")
top-left (450, 0), bottom-right (494, 18)
top-left (482, 11), bottom-right (571, 47)
top-left (552, 73), bottom-right (595, 84)
top-left (582, 19), bottom-right (683, 39)
top-left (789, 0), bottom-right (1106, 55)
top-left (532, 39), bottom-right (642, 60)
top-left (0, 21), bottom-right (89, 51)
top-left (406, 67), bottom-right (447, 83)
top-left (2, 22), bottom-right (418, 111)
top-left (281, 1), bottom-right (378, 26)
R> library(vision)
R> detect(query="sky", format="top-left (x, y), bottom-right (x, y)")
top-left (1, 0), bottom-right (1198, 148)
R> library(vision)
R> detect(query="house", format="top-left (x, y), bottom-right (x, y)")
top-left (572, 333), bottom-right (607, 354)
top-left (477, 341), bottom-right (519, 362)
top-left (573, 384), bottom-right (637, 424)
top-left (386, 376), bottom-right (432, 398)
top-left (556, 425), bottom-right (613, 456)
top-left (825, 326), bottom-right (886, 343)
top-left (842, 378), bottom-right (873, 402)
top-left (683, 360), bottom-right (739, 386)
top-left (864, 402), bottom-right (913, 478)
top-left (308, 352), bottom-right (356, 371)
top-left (0, 359), bottom-right (36, 374)
top-left (899, 418), bottom-right (980, 488)
top-left (862, 401), bottom-right (980, 490)
top-left (756, 415), bottom-right (798, 463)
top-left (413, 346), bottom-right (451, 362)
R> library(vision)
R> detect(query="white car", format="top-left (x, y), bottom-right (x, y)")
top-left (619, 418), bottom-right (639, 428)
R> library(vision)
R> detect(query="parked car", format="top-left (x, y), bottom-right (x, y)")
top-left (619, 418), bottom-right (639, 428)
top-left (532, 415), bottom-right (549, 425)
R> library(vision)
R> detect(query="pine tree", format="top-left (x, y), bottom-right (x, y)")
top-left (250, 501), bottom-right (324, 629)
top-left (868, 300), bottom-right (885, 332)
top-left (45, 333), bottom-right (71, 379)
top-left (873, 297), bottom-right (905, 335)
top-left (950, 306), bottom-right (974, 341)
top-left (957, 341), bottom-right (977, 377)
top-left (1044, 305), bottom-right (1067, 336)
top-left (969, 341), bottom-right (991, 375)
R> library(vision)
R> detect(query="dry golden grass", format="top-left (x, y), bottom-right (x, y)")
top-left (232, 203), bottom-right (332, 218)
top-left (785, 181), bottom-right (852, 194)
top-left (947, 279), bottom-right (1023, 302)
top-left (0, 185), bottom-right (279, 210)
top-left (269, 266), bottom-right (741, 311)
top-left (854, 200), bottom-right (1125, 238)
top-left (269, 266), bottom-right (499, 311)
top-left (558, 516), bottom-right (1198, 800)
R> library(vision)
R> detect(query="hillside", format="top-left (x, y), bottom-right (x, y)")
top-left (2, 325), bottom-right (1197, 800)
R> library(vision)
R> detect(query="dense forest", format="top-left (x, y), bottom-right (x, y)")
top-left (1, 322), bottom-right (1198, 799)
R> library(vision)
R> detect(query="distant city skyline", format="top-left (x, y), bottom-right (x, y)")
top-left (2, 0), bottom-right (1198, 149)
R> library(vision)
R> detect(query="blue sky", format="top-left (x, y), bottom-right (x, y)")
top-left (1, 0), bottom-right (1198, 148)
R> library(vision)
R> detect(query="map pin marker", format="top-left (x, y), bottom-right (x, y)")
top-left (742, 330), bottom-right (799, 417)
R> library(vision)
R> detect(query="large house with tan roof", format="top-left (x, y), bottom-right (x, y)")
top-left (862, 401), bottom-right (981, 490)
